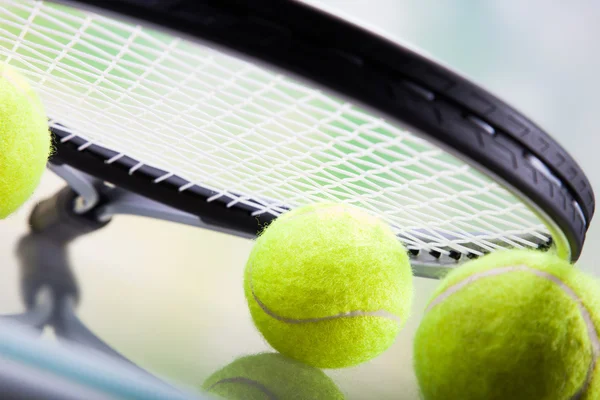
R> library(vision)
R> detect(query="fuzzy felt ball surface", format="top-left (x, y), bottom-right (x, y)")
top-left (414, 250), bottom-right (600, 400)
top-left (0, 63), bottom-right (50, 219)
top-left (245, 203), bottom-right (414, 369)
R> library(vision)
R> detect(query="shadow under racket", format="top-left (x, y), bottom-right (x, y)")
top-left (0, 158), bottom-right (553, 399)
top-left (0, 176), bottom-right (216, 398)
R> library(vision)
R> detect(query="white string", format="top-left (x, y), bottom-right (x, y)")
top-left (0, 0), bottom-right (550, 255)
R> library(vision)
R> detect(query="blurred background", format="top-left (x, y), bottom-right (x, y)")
top-left (1, 1), bottom-right (599, 399)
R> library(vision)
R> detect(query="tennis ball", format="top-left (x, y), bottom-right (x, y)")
top-left (244, 203), bottom-right (413, 369)
top-left (414, 249), bottom-right (600, 400)
top-left (202, 353), bottom-right (344, 400)
top-left (0, 63), bottom-right (50, 219)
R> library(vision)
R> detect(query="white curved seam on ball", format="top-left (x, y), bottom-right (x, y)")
top-left (426, 265), bottom-right (600, 399)
top-left (208, 377), bottom-right (278, 400)
top-left (248, 262), bottom-right (401, 324)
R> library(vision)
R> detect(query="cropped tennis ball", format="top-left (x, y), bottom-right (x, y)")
top-left (244, 203), bottom-right (414, 369)
top-left (202, 353), bottom-right (344, 400)
top-left (0, 63), bottom-right (50, 218)
top-left (414, 249), bottom-right (600, 400)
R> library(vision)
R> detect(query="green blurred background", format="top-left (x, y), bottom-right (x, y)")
top-left (1, 1), bottom-right (599, 399)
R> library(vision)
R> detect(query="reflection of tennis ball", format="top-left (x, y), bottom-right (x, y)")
top-left (245, 203), bottom-right (413, 369)
top-left (414, 250), bottom-right (600, 400)
top-left (0, 63), bottom-right (50, 218)
top-left (202, 353), bottom-right (344, 400)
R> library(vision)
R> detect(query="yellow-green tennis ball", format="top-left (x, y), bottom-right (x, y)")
top-left (244, 203), bottom-right (414, 369)
top-left (202, 353), bottom-right (344, 400)
top-left (414, 249), bottom-right (600, 400)
top-left (0, 63), bottom-right (50, 219)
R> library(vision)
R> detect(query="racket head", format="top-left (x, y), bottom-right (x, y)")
top-left (0, 0), bottom-right (593, 270)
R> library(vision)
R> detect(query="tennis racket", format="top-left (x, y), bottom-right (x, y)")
top-left (0, 0), bottom-right (595, 397)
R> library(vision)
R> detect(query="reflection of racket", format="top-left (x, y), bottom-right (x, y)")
top-left (0, 321), bottom-right (203, 399)
top-left (0, 0), bottom-right (595, 395)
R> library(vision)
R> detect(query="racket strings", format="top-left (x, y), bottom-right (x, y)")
top-left (0, 0), bottom-right (551, 256)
